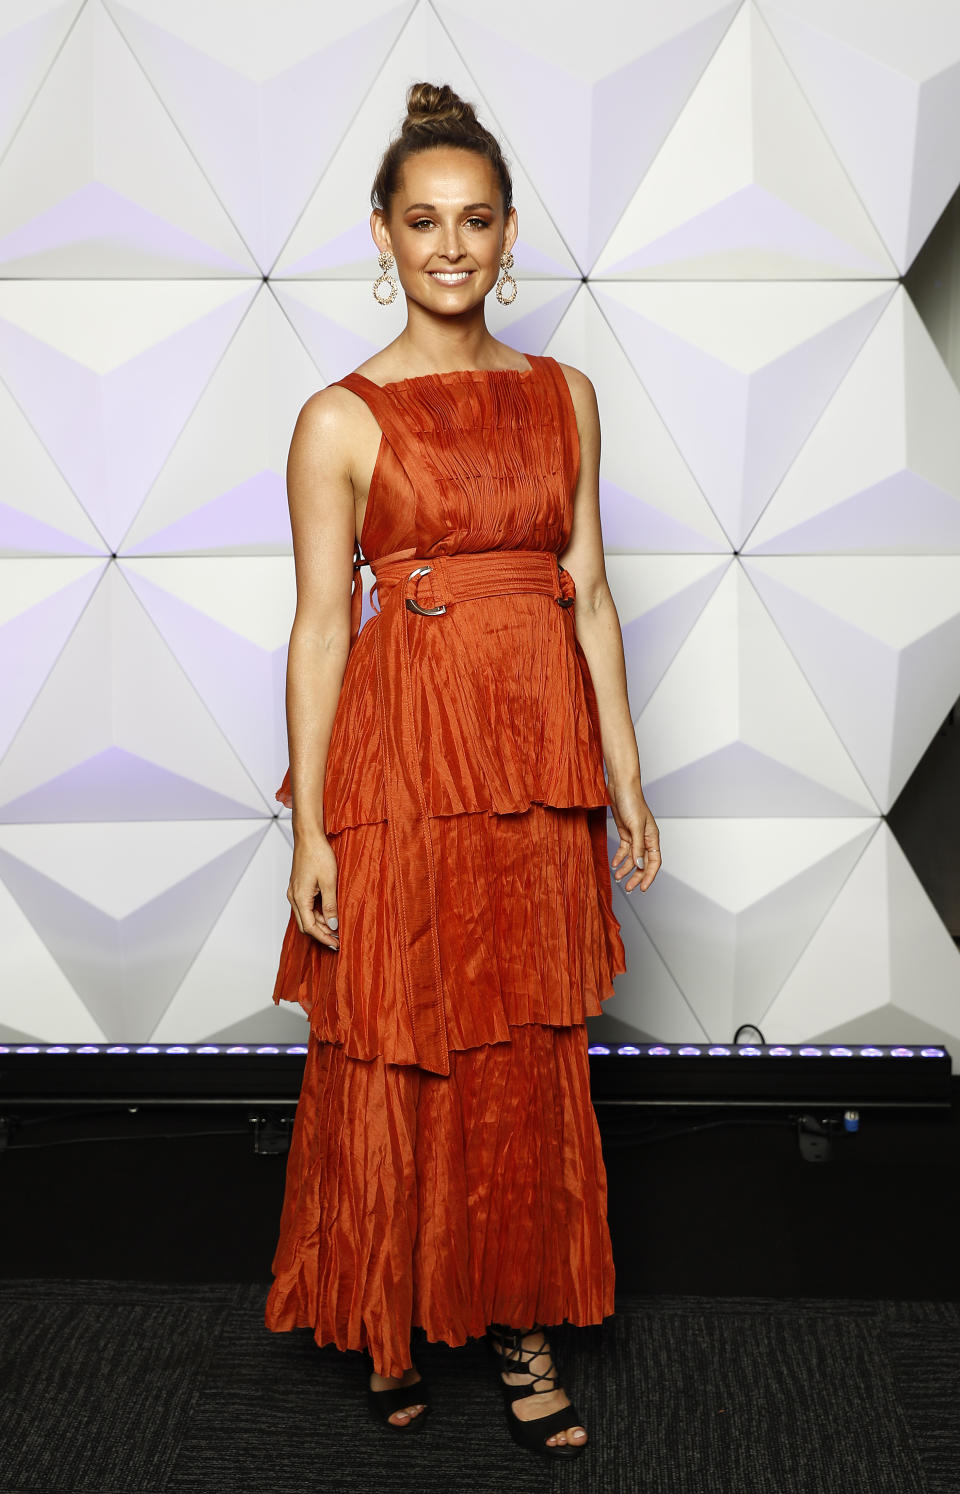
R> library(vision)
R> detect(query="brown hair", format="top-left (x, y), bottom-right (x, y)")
top-left (371, 81), bottom-right (513, 220)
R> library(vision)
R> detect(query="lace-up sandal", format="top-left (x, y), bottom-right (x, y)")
top-left (363, 1355), bottom-right (430, 1432)
top-left (487, 1323), bottom-right (587, 1459)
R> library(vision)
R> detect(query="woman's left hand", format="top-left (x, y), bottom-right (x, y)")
top-left (608, 778), bottom-right (661, 894)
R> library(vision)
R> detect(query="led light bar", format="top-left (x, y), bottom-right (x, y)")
top-left (585, 1042), bottom-right (951, 1107)
top-left (0, 1041), bottom-right (951, 1108)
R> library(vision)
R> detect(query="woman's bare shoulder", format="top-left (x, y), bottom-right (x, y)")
top-left (551, 358), bottom-right (597, 403)
top-left (293, 380), bottom-right (376, 453)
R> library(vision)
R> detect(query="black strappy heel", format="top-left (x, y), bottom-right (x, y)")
top-left (363, 1354), bottom-right (430, 1433)
top-left (486, 1323), bottom-right (587, 1459)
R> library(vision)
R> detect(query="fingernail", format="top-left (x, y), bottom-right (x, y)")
top-left (328, 915), bottom-right (338, 930)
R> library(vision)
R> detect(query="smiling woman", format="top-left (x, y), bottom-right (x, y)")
top-left (263, 79), bottom-right (659, 1462)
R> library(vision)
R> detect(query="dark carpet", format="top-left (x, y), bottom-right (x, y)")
top-left (0, 1279), bottom-right (956, 1494)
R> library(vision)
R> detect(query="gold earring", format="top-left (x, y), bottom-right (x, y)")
top-left (496, 250), bottom-right (517, 305)
top-left (373, 250), bottom-right (399, 306)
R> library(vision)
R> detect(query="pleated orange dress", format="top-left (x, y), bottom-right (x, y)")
top-left (263, 352), bottom-right (627, 1378)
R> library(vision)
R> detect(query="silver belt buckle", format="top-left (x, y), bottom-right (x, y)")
top-left (405, 565), bottom-right (446, 616)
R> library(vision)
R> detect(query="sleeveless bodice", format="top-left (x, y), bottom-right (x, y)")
top-left (291, 353), bottom-right (611, 837)
top-left (352, 354), bottom-right (580, 562)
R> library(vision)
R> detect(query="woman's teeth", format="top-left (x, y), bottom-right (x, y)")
top-left (430, 271), bottom-right (472, 282)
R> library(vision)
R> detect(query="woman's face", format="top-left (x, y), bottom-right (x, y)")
top-left (372, 145), bottom-right (517, 312)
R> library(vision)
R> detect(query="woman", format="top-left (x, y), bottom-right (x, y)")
top-left (264, 81), bottom-right (661, 1459)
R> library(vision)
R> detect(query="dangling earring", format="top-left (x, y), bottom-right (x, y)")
top-left (373, 250), bottom-right (399, 306)
top-left (496, 250), bottom-right (517, 305)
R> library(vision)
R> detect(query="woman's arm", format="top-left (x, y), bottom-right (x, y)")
top-left (556, 363), bottom-right (662, 895)
top-left (282, 386), bottom-right (359, 947)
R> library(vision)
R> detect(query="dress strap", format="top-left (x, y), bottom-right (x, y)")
top-left (331, 371), bottom-right (433, 466)
top-left (537, 355), bottom-right (581, 490)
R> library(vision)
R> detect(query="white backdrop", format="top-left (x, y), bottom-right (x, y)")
top-left (1, 0), bottom-right (959, 1064)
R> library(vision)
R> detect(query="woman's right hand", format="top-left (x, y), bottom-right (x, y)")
top-left (287, 833), bottom-right (340, 951)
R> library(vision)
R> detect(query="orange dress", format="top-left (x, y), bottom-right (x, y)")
top-left (263, 353), bottom-right (626, 1378)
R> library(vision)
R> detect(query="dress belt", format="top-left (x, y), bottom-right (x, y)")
top-left (349, 545), bottom-right (577, 1077)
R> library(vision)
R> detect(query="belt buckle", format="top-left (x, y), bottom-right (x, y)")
top-left (556, 562), bottom-right (575, 607)
top-left (405, 565), bottom-right (446, 616)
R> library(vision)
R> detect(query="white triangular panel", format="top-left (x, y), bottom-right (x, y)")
top-left (0, 280), bottom-right (258, 549)
top-left (273, 3), bottom-right (579, 280)
top-left (153, 822), bottom-right (296, 1039)
top-left (593, 5), bottom-right (895, 279)
top-left (0, 864), bottom-right (106, 1042)
top-left (0, 373), bottom-right (107, 554)
top-left (0, 0), bottom-right (256, 276)
top-left (108, 0), bottom-right (410, 270)
top-left (121, 557), bottom-right (295, 799)
top-left (120, 288), bottom-right (318, 555)
top-left (745, 556), bottom-right (960, 811)
top-left (762, 825), bottom-right (960, 1043)
top-left (0, 566), bottom-right (268, 818)
top-left (745, 289), bottom-right (960, 554)
top-left (0, 820), bottom-right (267, 1037)
top-left (0, 558), bottom-right (103, 757)
top-left (604, 554), bottom-right (730, 718)
top-left (632, 817), bottom-right (878, 1039)
top-left (548, 289), bottom-right (731, 552)
top-left (759, 0), bottom-right (960, 273)
top-left (0, 2), bottom-right (84, 161)
top-left (593, 280), bottom-right (893, 548)
top-left (637, 564), bottom-right (877, 815)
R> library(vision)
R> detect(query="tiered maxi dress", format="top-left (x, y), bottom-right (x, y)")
top-left (264, 352), bottom-right (627, 1379)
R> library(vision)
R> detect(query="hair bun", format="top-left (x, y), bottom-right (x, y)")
top-left (403, 80), bottom-right (476, 132)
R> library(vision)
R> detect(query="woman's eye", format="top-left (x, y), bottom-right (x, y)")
top-left (409, 217), bottom-right (490, 230)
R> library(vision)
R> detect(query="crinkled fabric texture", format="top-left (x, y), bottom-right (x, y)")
top-left (273, 803), bottom-right (624, 1062)
top-left (265, 354), bottom-right (626, 1371)
top-left (263, 1023), bottom-right (615, 1378)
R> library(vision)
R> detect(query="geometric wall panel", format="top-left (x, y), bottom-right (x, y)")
top-left (273, 0), bottom-right (581, 280)
top-left (121, 557), bottom-right (296, 804)
top-left (0, 559), bottom-right (103, 758)
top-left (0, 819), bottom-right (267, 1040)
top-left (604, 554), bottom-right (730, 718)
top-left (548, 291), bottom-right (731, 552)
top-left (592, 4), bottom-right (896, 280)
top-left (761, 823), bottom-right (960, 1047)
top-left (152, 823), bottom-right (306, 1041)
top-left (745, 556), bottom-right (960, 812)
top-left (120, 287), bottom-right (319, 556)
top-left (588, 878), bottom-right (709, 1046)
top-left (0, 3), bottom-right (84, 167)
top-left (0, 376), bottom-right (105, 554)
top-left (107, 0), bottom-right (410, 272)
top-left (635, 564), bottom-right (877, 816)
top-left (622, 816), bottom-right (878, 1039)
top-left (0, 567), bottom-right (268, 821)
top-left (744, 288), bottom-right (960, 554)
top-left (0, 854), bottom-right (106, 1044)
top-left (758, 0), bottom-right (960, 274)
top-left (0, 280), bottom-right (258, 550)
top-left (592, 280), bottom-right (894, 548)
top-left (0, 0), bottom-right (257, 277)
top-left (435, 0), bottom-right (740, 273)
